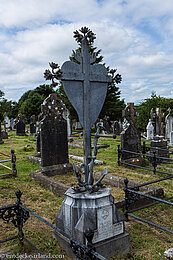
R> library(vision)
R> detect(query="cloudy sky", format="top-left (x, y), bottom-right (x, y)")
top-left (0, 0), bottom-right (173, 104)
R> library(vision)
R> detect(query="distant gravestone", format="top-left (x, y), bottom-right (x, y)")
top-left (155, 108), bottom-right (163, 136)
top-left (165, 108), bottom-right (173, 140)
top-left (63, 109), bottom-right (72, 137)
top-left (30, 115), bottom-right (36, 135)
top-left (121, 103), bottom-right (141, 160)
top-left (16, 115), bottom-right (25, 136)
top-left (113, 120), bottom-right (121, 136)
top-left (103, 115), bottom-right (111, 134)
top-left (0, 122), bottom-right (4, 144)
top-left (146, 119), bottom-right (154, 140)
top-left (150, 139), bottom-right (169, 158)
top-left (170, 131), bottom-right (173, 146)
top-left (3, 112), bottom-right (10, 128)
top-left (40, 93), bottom-right (72, 175)
top-left (2, 120), bottom-right (8, 139)
top-left (10, 118), bottom-right (15, 130)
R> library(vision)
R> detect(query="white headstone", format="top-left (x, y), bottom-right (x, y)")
top-left (146, 119), bottom-right (154, 140)
top-left (170, 131), bottom-right (173, 146)
top-left (4, 115), bottom-right (10, 128)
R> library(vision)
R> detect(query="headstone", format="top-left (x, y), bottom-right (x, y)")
top-left (1, 120), bottom-right (8, 139)
top-left (121, 103), bottom-right (141, 160)
top-left (10, 118), bottom-right (15, 130)
top-left (44, 27), bottom-right (129, 259)
top-left (16, 114), bottom-right (25, 136)
top-left (150, 139), bottom-right (169, 158)
top-left (63, 109), bottom-right (72, 137)
top-left (170, 131), bottom-right (173, 146)
top-left (39, 93), bottom-right (72, 176)
top-left (113, 120), bottom-right (121, 136)
top-left (103, 115), bottom-right (111, 134)
top-left (30, 115), bottom-right (36, 135)
top-left (146, 119), bottom-right (154, 140)
top-left (74, 121), bottom-right (82, 130)
top-left (165, 108), bottom-right (173, 140)
top-left (0, 122), bottom-right (4, 144)
top-left (3, 112), bottom-right (10, 128)
top-left (155, 108), bottom-right (163, 136)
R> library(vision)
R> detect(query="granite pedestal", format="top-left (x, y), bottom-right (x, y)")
top-left (54, 187), bottom-right (129, 259)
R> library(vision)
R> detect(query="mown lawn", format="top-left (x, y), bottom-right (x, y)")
top-left (0, 131), bottom-right (172, 260)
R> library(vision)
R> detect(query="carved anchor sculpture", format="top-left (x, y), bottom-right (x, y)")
top-left (44, 27), bottom-right (122, 192)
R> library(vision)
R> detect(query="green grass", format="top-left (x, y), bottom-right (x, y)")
top-left (0, 132), bottom-right (172, 260)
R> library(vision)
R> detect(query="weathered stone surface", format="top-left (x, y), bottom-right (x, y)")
top-left (164, 248), bottom-right (173, 259)
top-left (146, 119), bottom-right (154, 140)
top-left (113, 120), bottom-right (121, 136)
top-left (121, 103), bottom-right (141, 160)
top-left (39, 163), bottom-right (73, 176)
top-left (55, 187), bottom-right (129, 258)
top-left (16, 115), bottom-right (25, 136)
top-left (150, 140), bottom-right (169, 158)
top-left (30, 171), bottom-right (69, 196)
top-left (170, 131), bottom-right (173, 146)
top-left (0, 122), bottom-right (4, 144)
top-left (40, 94), bottom-right (69, 168)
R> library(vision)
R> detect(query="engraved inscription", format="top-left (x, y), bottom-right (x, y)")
top-left (93, 206), bottom-right (124, 243)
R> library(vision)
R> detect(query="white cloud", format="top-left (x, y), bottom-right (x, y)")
top-left (0, 0), bottom-right (173, 104)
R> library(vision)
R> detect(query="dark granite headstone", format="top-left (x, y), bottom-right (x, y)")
top-left (16, 115), bottom-right (25, 136)
top-left (121, 103), bottom-right (141, 160)
top-left (103, 115), bottom-right (111, 134)
top-left (113, 120), bottom-right (120, 136)
top-left (150, 139), bottom-right (169, 158)
top-left (40, 93), bottom-right (71, 174)
top-left (30, 115), bottom-right (36, 135)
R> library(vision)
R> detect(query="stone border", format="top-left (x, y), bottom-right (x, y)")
top-left (30, 170), bottom-right (164, 209)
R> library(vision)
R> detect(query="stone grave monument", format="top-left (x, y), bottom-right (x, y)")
top-left (146, 119), bottom-right (154, 140)
top-left (121, 103), bottom-right (141, 160)
top-left (1, 119), bottom-right (8, 139)
top-left (170, 131), bottom-right (173, 146)
top-left (3, 112), bottom-right (10, 128)
top-left (39, 93), bottom-right (72, 176)
top-left (10, 118), bottom-right (15, 130)
top-left (113, 120), bottom-right (121, 137)
top-left (30, 115), bottom-right (36, 135)
top-left (165, 108), bottom-right (173, 140)
top-left (16, 114), bottom-right (26, 136)
top-left (44, 27), bottom-right (129, 258)
top-left (0, 122), bottom-right (4, 144)
top-left (103, 115), bottom-right (111, 134)
top-left (63, 108), bottom-right (72, 137)
top-left (155, 107), bottom-right (164, 137)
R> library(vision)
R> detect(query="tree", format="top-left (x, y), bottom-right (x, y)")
top-left (136, 92), bottom-right (173, 131)
top-left (18, 84), bottom-right (55, 120)
top-left (0, 99), bottom-right (18, 121)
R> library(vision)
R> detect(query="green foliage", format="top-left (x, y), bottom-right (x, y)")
top-left (136, 92), bottom-right (173, 131)
top-left (0, 98), bottom-right (18, 121)
top-left (18, 85), bottom-right (55, 120)
top-left (99, 77), bottom-right (125, 120)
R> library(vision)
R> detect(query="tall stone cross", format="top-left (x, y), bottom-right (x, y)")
top-left (44, 27), bottom-right (121, 188)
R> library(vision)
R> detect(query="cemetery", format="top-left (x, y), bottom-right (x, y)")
top-left (0, 27), bottom-right (173, 260)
